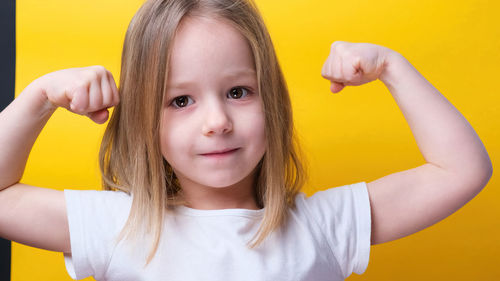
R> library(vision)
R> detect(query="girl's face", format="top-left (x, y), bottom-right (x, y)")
top-left (160, 16), bottom-right (266, 203)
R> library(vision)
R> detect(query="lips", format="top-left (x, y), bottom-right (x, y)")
top-left (201, 148), bottom-right (239, 155)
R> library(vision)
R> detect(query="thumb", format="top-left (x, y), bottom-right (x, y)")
top-left (87, 108), bottom-right (109, 124)
top-left (330, 81), bottom-right (345, 93)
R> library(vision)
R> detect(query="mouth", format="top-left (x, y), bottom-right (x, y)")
top-left (200, 148), bottom-right (240, 156)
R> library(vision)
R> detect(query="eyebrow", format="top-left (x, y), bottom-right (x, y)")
top-left (167, 69), bottom-right (257, 90)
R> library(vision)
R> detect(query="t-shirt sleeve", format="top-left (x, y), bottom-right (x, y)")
top-left (301, 182), bottom-right (371, 279)
top-left (63, 189), bottom-right (132, 280)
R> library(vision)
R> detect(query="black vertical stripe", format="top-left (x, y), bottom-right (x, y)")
top-left (0, 1), bottom-right (15, 110)
top-left (0, 0), bottom-right (15, 280)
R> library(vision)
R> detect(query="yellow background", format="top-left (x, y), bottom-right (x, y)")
top-left (15, 0), bottom-right (499, 280)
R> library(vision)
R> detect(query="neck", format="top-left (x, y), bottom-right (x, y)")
top-left (177, 170), bottom-right (260, 210)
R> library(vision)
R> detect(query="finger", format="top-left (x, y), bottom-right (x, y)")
top-left (88, 79), bottom-right (103, 112)
top-left (106, 71), bottom-right (120, 106)
top-left (321, 61), bottom-right (327, 79)
top-left (70, 85), bottom-right (89, 114)
top-left (333, 54), bottom-right (344, 83)
top-left (87, 108), bottom-right (109, 124)
top-left (100, 74), bottom-right (113, 107)
top-left (321, 55), bottom-right (332, 79)
top-left (330, 81), bottom-right (345, 93)
top-left (341, 56), bottom-right (353, 82)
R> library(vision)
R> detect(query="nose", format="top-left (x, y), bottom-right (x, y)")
top-left (201, 101), bottom-right (233, 136)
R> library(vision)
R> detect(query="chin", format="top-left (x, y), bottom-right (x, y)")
top-left (199, 179), bottom-right (241, 189)
top-left (196, 174), bottom-right (247, 189)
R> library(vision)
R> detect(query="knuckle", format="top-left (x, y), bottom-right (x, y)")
top-left (104, 68), bottom-right (113, 77)
top-left (331, 41), bottom-right (345, 51)
top-left (342, 49), bottom-right (355, 59)
top-left (84, 70), bottom-right (99, 81)
top-left (92, 65), bottom-right (107, 74)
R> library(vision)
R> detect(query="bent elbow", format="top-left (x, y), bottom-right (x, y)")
top-left (478, 152), bottom-right (493, 186)
top-left (480, 147), bottom-right (493, 187)
top-left (463, 158), bottom-right (493, 193)
top-left (482, 159), bottom-right (493, 187)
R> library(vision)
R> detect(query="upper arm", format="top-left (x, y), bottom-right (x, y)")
top-left (0, 183), bottom-right (70, 253)
top-left (367, 163), bottom-right (491, 245)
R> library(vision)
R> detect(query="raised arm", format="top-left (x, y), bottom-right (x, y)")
top-left (0, 66), bottom-right (118, 252)
top-left (321, 41), bottom-right (493, 245)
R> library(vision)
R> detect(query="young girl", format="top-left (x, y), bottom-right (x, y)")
top-left (0, 0), bottom-right (492, 280)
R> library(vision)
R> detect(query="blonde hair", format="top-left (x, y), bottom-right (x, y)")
top-left (99, 0), bottom-right (307, 265)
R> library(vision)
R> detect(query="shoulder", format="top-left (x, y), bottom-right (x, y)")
top-left (64, 189), bottom-right (132, 227)
top-left (63, 189), bottom-right (132, 280)
top-left (290, 181), bottom-right (371, 238)
top-left (290, 182), bottom-right (372, 278)
top-left (64, 189), bottom-right (132, 207)
top-left (294, 181), bottom-right (370, 215)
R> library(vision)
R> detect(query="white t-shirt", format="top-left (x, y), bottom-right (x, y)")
top-left (63, 182), bottom-right (371, 281)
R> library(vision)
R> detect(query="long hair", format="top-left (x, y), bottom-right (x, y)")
top-left (99, 0), bottom-right (307, 265)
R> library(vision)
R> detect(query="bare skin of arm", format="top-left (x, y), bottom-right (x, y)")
top-left (321, 42), bottom-right (493, 245)
top-left (0, 66), bottom-right (118, 253)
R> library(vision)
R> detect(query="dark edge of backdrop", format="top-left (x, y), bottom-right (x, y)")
top-left (0, 0), bottom-right (15, 280)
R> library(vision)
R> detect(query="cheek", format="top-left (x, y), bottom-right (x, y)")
top-left (243, 106), bottom-right (267, 149)
top-left (254, 114), bottom-right (266, 139)
top-left (159, 115), bottom-right (187, 162)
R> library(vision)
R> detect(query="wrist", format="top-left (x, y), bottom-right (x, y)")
top-left (379, 50), bottom-right (411, 87)
top-left (20, 81), bottom-right (58, 118)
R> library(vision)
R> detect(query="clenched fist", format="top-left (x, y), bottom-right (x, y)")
top-left (28, 66), bottom-right (119, 124)
top-left (321, 41), bottom-right (395, 93)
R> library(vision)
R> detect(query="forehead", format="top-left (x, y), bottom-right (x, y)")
top-left (166, 16), bottom-right (256, 88)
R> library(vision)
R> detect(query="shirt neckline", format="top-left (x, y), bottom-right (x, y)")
top-left (175, 205), bottom-right (265, 217)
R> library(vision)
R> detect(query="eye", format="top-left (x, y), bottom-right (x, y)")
top-left (170, 95), bottom-right (194, 109)
top-left (228, 87), bottom-right (250, 99)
